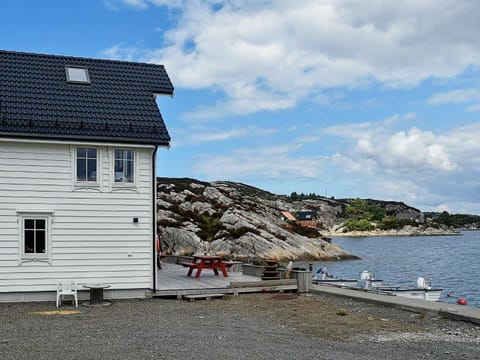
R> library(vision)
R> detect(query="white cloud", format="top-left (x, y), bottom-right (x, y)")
top-left (182, 125), bottom-right (277, 143)
top-left (192, 144), bottom-right (325, 180)
top-left (101, 45), bottom-right (141, 61)
top-left (433, 204), bottom-right (450, 212)
top-left (426, 88), bottom-right (480, 105)
top-left (402, 112), bottom-right (417, 120)
top-left (374, 179), bottom-right (420, 203)
top-left (184, 117), bottom-right (480, 212)
top-left (105, 0), bottom-right (149, 9)
top-left (322, 121), bottom-right (375, 139)
top-left (331, 152), bottom-right (378, 174)
top-left (108, 0), bottom-right (480, 212)
top-left (465, 104), bottom-right (480, 112)
top-left (182, 87), bottom-right (297, 119)
top-left (317, 114), bottom-right (462, 174)
top-left (323, 119), bottom-right (480, 211)
top-left (324, 123), bottom-right (458, 172)
top-left (108, 0), bottom-right (480, 118)
top-left (382, 128), bottom-right (457, 171)
top-left (313, 91), bottom-right (347, 107)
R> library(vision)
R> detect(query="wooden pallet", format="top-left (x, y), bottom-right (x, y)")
top-left (183, 293), bottom-right (227, 302)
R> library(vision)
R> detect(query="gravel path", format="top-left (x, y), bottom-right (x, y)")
top-left (1, 293), bottom-right (479, 359)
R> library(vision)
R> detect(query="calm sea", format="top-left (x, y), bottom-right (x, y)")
top-left (300, 230), bottom-right (480, 307)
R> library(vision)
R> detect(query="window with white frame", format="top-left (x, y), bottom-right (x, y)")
top-left (114, 149), bottom-right (134, 183)
top-left (76, 147), bottom-right (98, 182)
top-left (18, 213), bottom-right (52, 260)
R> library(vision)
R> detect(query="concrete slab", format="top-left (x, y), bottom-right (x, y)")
top-left (311, 284), bottom-right (480, 325)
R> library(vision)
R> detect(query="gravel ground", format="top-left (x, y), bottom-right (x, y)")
top-left (1, 293), bottom-right (480, 360)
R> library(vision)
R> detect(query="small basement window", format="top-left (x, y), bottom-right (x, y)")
top-left (66, 66), bottom-right (90, 84)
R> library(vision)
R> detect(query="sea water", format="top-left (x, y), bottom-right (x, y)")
top-left (301, 230), bottom-right (480, 307)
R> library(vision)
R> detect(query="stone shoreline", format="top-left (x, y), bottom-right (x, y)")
top-left (324, 227), bottom-right (462, 238)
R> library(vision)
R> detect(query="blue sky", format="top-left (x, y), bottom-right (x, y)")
top-left (3, 1), bottom-right (480, 214)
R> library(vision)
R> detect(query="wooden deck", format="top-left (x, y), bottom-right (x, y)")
top-left (154, 263), bottom-right (297, 299)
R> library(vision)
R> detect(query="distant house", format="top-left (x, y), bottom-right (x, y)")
top-left (0, 50), bottom-right (173, 302)
top-left (280, 211), bottom-right (297, 222)
top-left (295, 211), bottom-right (318, 228)
top-left (281, 210), bottom-right (318, 228)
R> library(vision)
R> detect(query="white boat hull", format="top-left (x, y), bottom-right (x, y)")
top-left (376, 287), bottom-right (442, 302)
top-left (313, 268), bottom-right (442, 302)
top-left (313, 268), bottom-right (382, 288)
top-left (313, 279), bottom-right (384, 288)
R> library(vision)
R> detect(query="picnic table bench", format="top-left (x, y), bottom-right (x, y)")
top-left (181, 255), bottom-right (230, 278)
top-left (180, 261), bottom-right (198, 277)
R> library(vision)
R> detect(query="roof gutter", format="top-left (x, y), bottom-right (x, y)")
top-left (0, 136), bottom-right (161, 148)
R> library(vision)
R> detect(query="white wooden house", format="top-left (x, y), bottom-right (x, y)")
top-left (0, 50), bottom-right (173, 301)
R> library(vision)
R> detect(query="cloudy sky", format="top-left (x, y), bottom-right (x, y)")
top-left (3, 0), bottom-right (480, 213)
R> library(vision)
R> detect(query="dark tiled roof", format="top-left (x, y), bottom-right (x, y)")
top-left (295, 211), bottom-right (317, 220)
top-left (0, 50), bottom-right (173, 145)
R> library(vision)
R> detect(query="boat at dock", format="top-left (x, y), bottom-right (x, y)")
top-left (312, 267), bottom-right (442, 302)
top-left (374, 277), bottom-right (443, 302)
top-left (312, 267), bottom-right (383, 288)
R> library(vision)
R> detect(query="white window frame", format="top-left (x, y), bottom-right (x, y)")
top-left (72, 146), bottom-right (101, 188)
top-left (112, 148), bottom-right (137, 188)
top-left (17, 211), bottom-right (53, 264)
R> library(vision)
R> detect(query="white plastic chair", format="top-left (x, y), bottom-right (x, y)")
top-left (56, 280), bottom-right (78, 307)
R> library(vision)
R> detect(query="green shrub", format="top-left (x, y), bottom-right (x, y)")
top-left (380, 216), bottom-right (400, 230)
top-left (196, 213), bottom-right (224, 242)
top-left (252, 259), bottom-right (267, 266)
top-left (344, 198), bottom-right (372, 221)
top-left (369, 205), bottom-right (385, 221)
top-left (344, 198), bottom-right (386, 222)
top-left (434, 211), bottom-right (480, 228)
top-left (380, 216), bottom-right (418, 230)
top-left (344, 219), bottom-right (374, 231)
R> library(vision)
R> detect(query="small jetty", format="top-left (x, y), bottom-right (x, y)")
top-left (311, 283), bottom-right (480, 325)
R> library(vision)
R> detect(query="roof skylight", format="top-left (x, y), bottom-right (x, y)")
top-left (66, 66), bottom-right (90, 84)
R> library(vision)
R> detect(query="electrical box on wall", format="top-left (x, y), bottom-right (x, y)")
top-left (133, 217), bottom-right (139, 224)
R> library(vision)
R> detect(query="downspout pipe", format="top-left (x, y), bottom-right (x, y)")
top-left (152, 145), bottom-right (158, 294)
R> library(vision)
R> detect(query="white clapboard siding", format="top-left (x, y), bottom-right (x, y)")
top-left (0, 140), bottom-right (156, 294)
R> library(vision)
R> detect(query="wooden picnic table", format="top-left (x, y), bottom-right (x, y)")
top-left (181, 255), bottom-right (230, 279)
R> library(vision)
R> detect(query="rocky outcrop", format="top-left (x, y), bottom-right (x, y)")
top-left (324, 225), bottom-right (460, 237)
top-left (156, 177), bottom-right (463, 260)
top-left (156, 178), bottom-right (355, 261)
